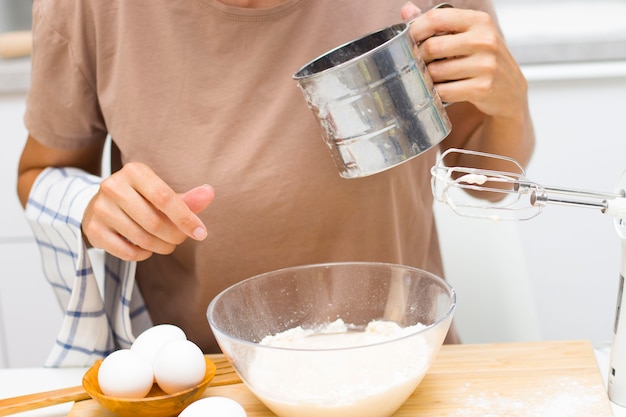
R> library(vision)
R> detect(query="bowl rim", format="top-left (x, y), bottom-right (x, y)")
top-left (207, 261), bottom-right (456, 352)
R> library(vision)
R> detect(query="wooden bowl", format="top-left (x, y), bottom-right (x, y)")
top-left (82, 356), bottom-right (216, 417)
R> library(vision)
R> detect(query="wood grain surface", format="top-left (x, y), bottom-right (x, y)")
top-left (69, 340), bottom-right (614, 417)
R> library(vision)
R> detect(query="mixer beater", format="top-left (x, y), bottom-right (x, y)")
top-left (430, 148), bottom-right (626, 406)
top-left (431, 147), bottom-right (625, 220)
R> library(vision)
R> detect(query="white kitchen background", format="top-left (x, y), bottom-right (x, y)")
top-left (1, 0), bottom-right (626, 367)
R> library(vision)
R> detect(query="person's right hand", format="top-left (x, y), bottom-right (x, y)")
top-left (82, 162), bottom-right (215, 261)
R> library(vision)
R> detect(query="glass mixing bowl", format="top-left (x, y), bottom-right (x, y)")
top-left (207, 262), bottom-right (455, 417)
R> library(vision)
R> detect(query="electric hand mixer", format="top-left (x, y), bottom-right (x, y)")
top-left (430, 147), bottom-right (626, 406)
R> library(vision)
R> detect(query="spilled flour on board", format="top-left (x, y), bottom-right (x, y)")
top-left (451, 376), bottom-right (608, 417)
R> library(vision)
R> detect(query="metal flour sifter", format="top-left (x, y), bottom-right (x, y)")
top-left (431, 147), bottom-right (626, 406)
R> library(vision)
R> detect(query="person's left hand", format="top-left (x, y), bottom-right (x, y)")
top-left (401, 2), bottom-right (527, 121)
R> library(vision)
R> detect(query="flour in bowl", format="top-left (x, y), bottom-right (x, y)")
top-left (245, 319), bottom-right (439, 417)
top-left (260, 319), bottom-right (426, 349)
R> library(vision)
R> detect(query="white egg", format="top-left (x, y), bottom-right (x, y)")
top-left (179, 397), bottom-right (247, 417)
top-left (97, 349), bottom-right (153, 398)
top-left (131, 324), bottom-right (187, 368)
top-left (153, 339), bottom-right (206, 394)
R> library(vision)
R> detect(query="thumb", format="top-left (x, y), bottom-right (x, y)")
top-left (182, 184), bottom-right (215, 214)
top-left (401, 2), bottom-right (422, 22)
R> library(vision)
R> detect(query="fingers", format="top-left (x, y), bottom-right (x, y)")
top-left (121, 163), bottom-right (209, 242)
top-left (408, 5), bottom-right (464, 44)
top-left (423, 40), bottom-right (496, 87)
top-left (83, 192), bottom-right (165, 261)
top-left (407, 6), bottom-right (525, 119)
top-left (182, 185), bottom-right (215, 214)
top-left (400, 2), bottom-right (421, 22)
top-left (83, 211), bottom-right (157, 262)
top-left (414, 11), bottom-right (498, 65)
top-left (82, 162), bottom-right (214, 261)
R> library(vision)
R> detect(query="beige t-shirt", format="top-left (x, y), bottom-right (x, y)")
top-left (25, 0), bottom-right (494, 351)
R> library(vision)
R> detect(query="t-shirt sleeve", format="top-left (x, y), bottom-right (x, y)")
top-left (24, 0), bottom-right (107, 149)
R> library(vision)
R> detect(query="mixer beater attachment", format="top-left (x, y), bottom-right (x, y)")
top-left (430, 148), bottom-right (625, 221)
top-left (431, 147), bottom-right (626, 406)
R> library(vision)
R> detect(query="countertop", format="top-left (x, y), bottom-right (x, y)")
top-left (0, 341), bottom-right (623, 417)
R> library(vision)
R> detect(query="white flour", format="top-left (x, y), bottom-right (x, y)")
top-left (246, 319), bottom-right (435, 417)
top-left (259, 319), bottom-right (425, 349)
top-left (450, 376), bottom-right (609, 417)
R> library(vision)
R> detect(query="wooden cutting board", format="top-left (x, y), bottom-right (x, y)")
top-left (70, 340), bottom-right (614, 417)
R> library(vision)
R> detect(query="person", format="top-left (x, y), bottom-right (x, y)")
top-left (17, 0), bottom-right (534, 367)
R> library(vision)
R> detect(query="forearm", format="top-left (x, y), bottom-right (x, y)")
top-left (440, 87), bottom-right (535, 173)
top-left (17, 134), bottom-right (105, 208)
top-left (461, 104), bottom-right (535, 170)
top-left (17, 167), bottom-right (43, 208)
